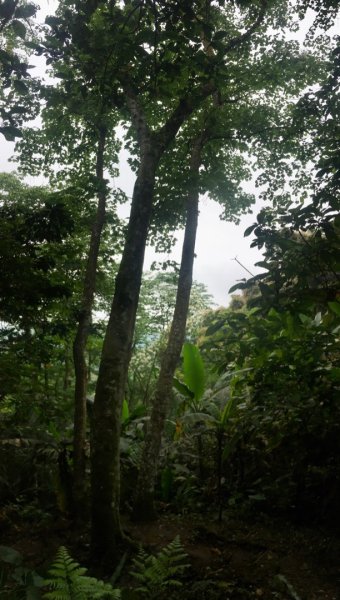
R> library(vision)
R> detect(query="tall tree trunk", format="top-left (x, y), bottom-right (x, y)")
top-left (217, 429), bottom-right (224, 523)
top-left (132, 135), bottom-right (204, 522)
top-left (72, 126), bottom-right (107, 511)
top-left (90, 138), bottom-right (159, 560)
top-left (63, 347), bottom-right (71, 401)
top-left (90, 84), bottom-right (215, 564)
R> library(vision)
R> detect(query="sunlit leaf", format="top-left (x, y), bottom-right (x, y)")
top-left (182, 343), bottom-right (205, 402)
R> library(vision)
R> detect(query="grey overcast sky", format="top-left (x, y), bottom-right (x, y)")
top-left (2, 1), bottom-right (331, 306)
top-left (113, 148), bottom-right (264, 306)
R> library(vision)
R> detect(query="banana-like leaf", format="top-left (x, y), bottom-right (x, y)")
top-left (181, 411), bottom-right (216, 425)
top-left (220, 396), bottom-right (237, 428)
top-left (121, 398), bottom-right (129, 423)
top-left (182, 343), bottom-right (206, 402)
top-left (173, 376), bottom-right (194, 399)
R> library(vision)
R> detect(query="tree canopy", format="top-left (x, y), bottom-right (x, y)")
top-left (0, 0), bottom-right (339, 588)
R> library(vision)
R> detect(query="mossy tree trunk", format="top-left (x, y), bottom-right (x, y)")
top-left (90, 135), bottom-right (159, 559)
top-left (90, 87), bottom-right (214, 563)
top-left (72, 126), bottom-right (107, 513)
top-left (132, 134), bottom-right (204, 521)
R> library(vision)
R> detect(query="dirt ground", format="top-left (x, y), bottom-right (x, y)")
top-left (1, 507), bottom-right (339, 599)
top-left (125, 512), bottom-right (340, 599)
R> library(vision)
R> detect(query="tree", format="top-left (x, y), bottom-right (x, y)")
top-left (86, 0), bottom-right (276, 560)
top-left (127, 272), bottom-right (212, 409)
top-left (0, 0), bottom-right (40, 140)
top-left (197, 40), bottom-right (340, 520)
top-left (71, 126), bottom-right (110, 512)
top-left (0, 172), bottom-right (78, 430)
top-left (233, 38), bottom-right (340, 313)
top-left (131, 14), bottom-right (328, 520)
top-left (14, 0), bottom-right (337, 563)
top-left (0, 172), bottom-right (76, 326)
top-left (15, 11), bottom-right (124, 510)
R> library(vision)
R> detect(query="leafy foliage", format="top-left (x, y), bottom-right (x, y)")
top-left (181, 343), bottom-right (206, 407)
top-left (127, 274), bottom-right (212, 408)
top-left (195, 52), bottom-right (340, 515)
top-left (0, 173), bottom-right (77, 326)
top-left (198, 254), bottom-right (340, 516)
top-left (131, 536), bottom-right (189, 598)
top-left (43, 547), bottom-right (120, 600)
top-left (0, 0), bottom-right (339, 575)
top-left (0, 544), bottom-right (44, 599)
top-left (0, 0), bottom-right (40, 139)
top-left (169, 43), bottom-right (340, 516)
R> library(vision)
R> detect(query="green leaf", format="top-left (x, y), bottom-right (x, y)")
top-left (182, 343), bottom-right (205, 402)
top-left (268, 308), bottom-right (280, 319)
top-left (0, 0), bottom-right (16, 20)
top-left (173, 377), bottom-right (194, 399)
top-left (220, 396), bottom-right (237, 428)
top-left (15, 4), bottom-right (36, 19)
top-left (45, 16), bottom-right (62, 27)
top-left (25, 41), bottom-right (44, 54)
top-left (329, 367), bottom-right (340, 382)
top-left (0, 125), bottom-right (23, 140)
top-left (0, 545), bottom-right (23, 566)
top-left (244, 223), bottom-right (257, 237)
top-left (228, 280), bottom-right (246, 293)
top-left (222, 433), bottom-right (239, 462)
top-left (328, 301), bottom-right (340, 316)
top-left (11, 19), bottom-right (26, 38)
top-left (13, 79), bottom-right (29, 95)
top-left (121, 398), bottom-right (129, 423)
top-left (214, 30), bottom-right (228, 40)
top-left (258, 282), bottom-right (273, 299)
top-left (299, 313), bottom-right (311, 324)
top-left (249, 493), bottom-right (266, 501)
top-left (255, 260), bottom-right (269, 270)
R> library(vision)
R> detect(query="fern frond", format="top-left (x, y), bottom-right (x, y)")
top-left (130, 537), bottom-right (189, 597)
top-left (43, 546), bottom-right (121, 600)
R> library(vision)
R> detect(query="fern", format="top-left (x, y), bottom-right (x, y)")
top-left (43, 546), bottom-right (120, 600)
top-left (131, 536), bottom-right (190, 597)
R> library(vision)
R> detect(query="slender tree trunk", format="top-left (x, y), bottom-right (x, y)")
top-left (44, 363), bottom-right (49, 403)
top-left (90, 85), bottom-right (215, 564)
top-left (90, 137), bottom-right (159, 561)
top-left (63, 348), bottom-right (71, 400)
top-left (132, 135), bottom-right (203, 521)
top-left (217, 430), bottom-right (223, 523)
top-left (72, 126), bottom-right (107, 511)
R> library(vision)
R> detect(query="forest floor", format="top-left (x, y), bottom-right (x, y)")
top-left (1, 506), bottom-right (339, 599)
top-left (125, 512), bottom-right (340, 600)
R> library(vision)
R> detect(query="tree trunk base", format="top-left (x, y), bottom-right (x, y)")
top-left (90, 529), bottom-right (126, 572)
top-left (132, 493), bottom-right (158, 522)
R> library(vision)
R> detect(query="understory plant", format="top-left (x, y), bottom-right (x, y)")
top-left (1, 536), bottom-right (189, 600)
top-left (172, 343), bottom-right (247, 515)
top-left (43, 547), bottom-right (120, 600)
top-left (0, 545), bottom-right (44, 600)
top-left (131, 536), bottom-right (190, 599)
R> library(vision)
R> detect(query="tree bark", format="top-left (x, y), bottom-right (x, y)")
top-left (72, 126), bottom-right (107, 512)
top-left (132, 135), bottom-right (204, 521)
top-left (90, 83), bottom-right (215, 564)
top-left (90, 136), bottom-right (159, 560)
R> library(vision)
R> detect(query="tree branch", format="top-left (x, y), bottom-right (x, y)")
top-left (157, 80), bottom-right (216, 151)
top-left (123, 84), bottom-right (152, 146)
top-left (156, 1), bottom-right (268, 150)
top-left (223, 0), bottom-right (268, 54)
